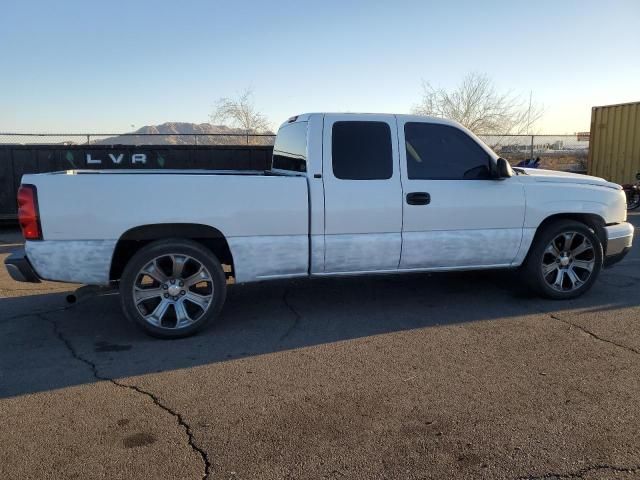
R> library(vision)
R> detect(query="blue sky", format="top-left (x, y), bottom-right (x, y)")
top-left (2, 0), bottom-right (639, 133)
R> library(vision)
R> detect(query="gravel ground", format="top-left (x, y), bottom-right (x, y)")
top-left (1, 214), bottom-right (639, 479)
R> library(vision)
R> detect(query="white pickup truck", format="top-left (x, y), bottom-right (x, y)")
top-left (6, 113), bottom-right (634, 338)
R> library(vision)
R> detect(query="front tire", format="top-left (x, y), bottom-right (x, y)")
top-left (120, 239), bottom-right (226, 338)
top-left (522, 220), bottom-right (603, 299)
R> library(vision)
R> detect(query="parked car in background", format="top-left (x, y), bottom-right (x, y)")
top-left (5, 113), bottom-right (634, 338)
top-left (622, 173), bottom-right (640, 210)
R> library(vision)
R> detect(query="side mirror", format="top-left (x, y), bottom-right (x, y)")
top-left (495, 157), bottom-right (513, 179)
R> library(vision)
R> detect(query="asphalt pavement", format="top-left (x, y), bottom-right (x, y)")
top-left (1, 214), bottom-right (639, 479)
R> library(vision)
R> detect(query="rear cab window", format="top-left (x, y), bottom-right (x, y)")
top-left (272, 121), bottom-right (308, 173)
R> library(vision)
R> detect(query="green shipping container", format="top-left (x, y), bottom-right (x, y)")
top-left (588, 101), bottom-right (640, 184)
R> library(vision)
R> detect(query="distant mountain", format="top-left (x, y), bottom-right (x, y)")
top-left (94, 122), bottom-right (274, 146)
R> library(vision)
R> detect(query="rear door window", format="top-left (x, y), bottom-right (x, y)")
top-left (332, 121), bottom-right (393, 180)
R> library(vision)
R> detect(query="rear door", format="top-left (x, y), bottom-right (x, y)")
top-left (398, 119), bottom-right (525, 269)
top-left (322, 114), bottom-right (403, 272)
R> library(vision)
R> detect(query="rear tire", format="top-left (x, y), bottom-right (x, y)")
top-left (119, 239), bottom-right (226, 339)
top-left (521, 220), bottom-right (603, 299)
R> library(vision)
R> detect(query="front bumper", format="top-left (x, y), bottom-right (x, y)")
top-left (604, 222), bottom-right (634, 268)
top-left (4, 249), bottom-right (41, 283)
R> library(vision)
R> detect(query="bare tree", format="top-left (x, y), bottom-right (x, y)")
top-left (412, 73), bottom-right (543, 135)
top-left (210, 89), bottom-right (272, 142)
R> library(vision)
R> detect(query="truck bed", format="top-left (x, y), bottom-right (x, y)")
top-left (22, 170), bottom-right (310, 284)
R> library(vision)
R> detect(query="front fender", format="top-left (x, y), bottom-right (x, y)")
top-left (523, 183), bottom-right (627, 228)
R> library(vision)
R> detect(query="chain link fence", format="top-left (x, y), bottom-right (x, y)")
top-left (0, 133), bottom-right (276, 146)
top-left (0, 131), bottom-right (591, 221)
top-left (0, 132), bottom-right (589, 171)
top-left (479, 134), bottom-right (589, 172)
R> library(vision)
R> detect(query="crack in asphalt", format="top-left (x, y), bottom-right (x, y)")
top-left (548, 312), bottom-right (640, 356)
top-left (37, 312), bottom-right (212, 480)
top-left (516, 463), bottom-right (640, 479)
top-left (3, 305), bottom-right (73, 322)
top-left (278, 287), bottom-right (303, 343)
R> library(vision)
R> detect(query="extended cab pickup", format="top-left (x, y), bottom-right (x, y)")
top-left (6, 113), bottom-right (634, 338)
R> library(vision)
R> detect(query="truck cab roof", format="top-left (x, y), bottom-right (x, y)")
top-left (278, 113), bottom-right (463, 130)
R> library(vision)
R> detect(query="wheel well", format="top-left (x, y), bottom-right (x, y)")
top-left (535, 213), bottom-right (607, 250)
top-left (109, 223), bottom-right (234, 281)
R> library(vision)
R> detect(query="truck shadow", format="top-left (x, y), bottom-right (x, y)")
top-left (1, 257), bottom-right (639, 399)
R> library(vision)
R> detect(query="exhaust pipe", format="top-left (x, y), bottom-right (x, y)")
top-left (66, 283), bottom-right (119, 304)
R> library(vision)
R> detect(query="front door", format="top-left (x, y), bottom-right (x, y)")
top-left (398, 119), bottom-right (525, 269)
top-left (322, 114), bottom-right (403, 273)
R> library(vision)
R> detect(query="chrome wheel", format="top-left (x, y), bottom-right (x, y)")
top-left (541, 231), bottom-right (596, 292)
top-left (133, 254), bottom-right (214, 329)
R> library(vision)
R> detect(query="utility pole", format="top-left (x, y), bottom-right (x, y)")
top-left (528, 91), bottom-right (533, 159)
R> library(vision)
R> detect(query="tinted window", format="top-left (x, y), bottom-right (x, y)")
top-left (332, 121), bottom-right (393, 180)
top-left (272, 121), bottom-right (307, 172)
top-left (405, 123), bottom-right (491, 180)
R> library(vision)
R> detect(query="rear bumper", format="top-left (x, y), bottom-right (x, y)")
top-left (604, 222), bottom-right (634, 268)
top-left (4, 249), bottom-right (41, 283)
